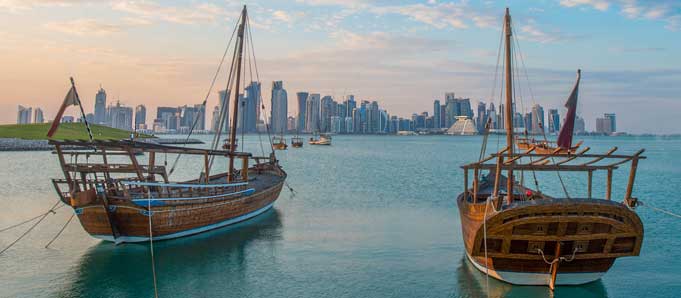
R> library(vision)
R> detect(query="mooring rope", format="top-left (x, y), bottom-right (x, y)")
top-left (0, 200), bottom-right (62, 255)
top-left (44, 213), bottom-right (74, 248)
top-left (0, 204), bottom-right (65, 234)
top-left (147, 192), bottom-right (159, 298)
top-left (638, 200), bottom-right (681, 219)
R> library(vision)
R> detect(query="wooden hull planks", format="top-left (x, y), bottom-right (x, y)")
top-left (456, 188), bottom-right (643, 285)
top-left (71, 169), bottom-right (285, 243)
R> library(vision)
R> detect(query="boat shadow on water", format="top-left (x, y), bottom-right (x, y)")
top-left (55, 209), bottom-right (283, 298)
top-left (454, 256), bottom-right (608, 298)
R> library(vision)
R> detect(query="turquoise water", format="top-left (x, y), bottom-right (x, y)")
top-left (1, 135), bottom-right (680, 297)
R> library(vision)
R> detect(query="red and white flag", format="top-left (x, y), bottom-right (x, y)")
top-left (46, 85), bottom-right (80, 138)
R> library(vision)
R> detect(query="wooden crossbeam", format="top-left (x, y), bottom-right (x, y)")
top-left (552, 147), bottom-right (591, 165)
top-left (603, 149), bottom-right (645, 168)
top-left (505, 146), bottom-right (535, 164)
top-left (578, 147), bottom-right (618, 166)
top-left (528, 147), bottom-right (563, 165)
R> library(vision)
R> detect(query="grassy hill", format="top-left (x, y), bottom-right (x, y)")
top-left (0, 123), bottom-right (153, 140)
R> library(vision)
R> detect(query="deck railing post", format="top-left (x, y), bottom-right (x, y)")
top-left (241, 156), bottom-right (249, 181)
top-left (624, 157), bottom-right (639, 201)
top-left (587, 171), bottom-right (593, 199)
top-left (473, 168), bottom-right (479, 203)
top-left (606, 169), bottom-right (613, 200)
top-left (464, 169), bottom-right (468, 201)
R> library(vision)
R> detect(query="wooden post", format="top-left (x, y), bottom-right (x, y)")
top-left (463, 169), bottom-right (469, 201)
top-left (241, 156), bottom-right (249, 181)
top-left (624, 157), bottom-right (639, 201)
top-left (549, 241), bottom-right (562, 291)
top-left (493, 155), bottom-right (504, 210)
top-left (55, 145), bottom-right (76, 193)
top-left (473, 169), bottom-right (479, 203)
top-left (606, 169), bottom-right (613, 200)
top-left (148, 151), bottom-right (156, 181)
top-left (204, 152), bottom-right (210, 182)
top-left (101, 149), bottom-right (111, 182)
top-left (587, 171), bottom-right (593, 199)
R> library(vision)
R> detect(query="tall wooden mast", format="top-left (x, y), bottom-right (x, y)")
top-left (228, 5), bottom-right (248, 182)
top-left (504, 8), bottom-right (514, 203)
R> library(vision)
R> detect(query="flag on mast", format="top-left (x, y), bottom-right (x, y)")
top-left (47, 78), bottom-right (92, 140)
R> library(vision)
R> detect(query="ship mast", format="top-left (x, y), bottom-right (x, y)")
top-left (503, 8), bottom-right (514, 203)
top-left (228, 5), bottom-right (248, 182)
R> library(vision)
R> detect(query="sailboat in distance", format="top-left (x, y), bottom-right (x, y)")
top-left (516, 70), bottom-right (584, 154)
top-left (47, 6), bottom-right (287, 243)
top-left (457, 8), bottom-right (645, 290)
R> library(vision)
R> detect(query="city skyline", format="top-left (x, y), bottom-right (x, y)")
top-left (1, 1), bottom-right (680, 133)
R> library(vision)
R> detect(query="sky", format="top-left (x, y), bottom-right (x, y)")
top-left (1, 0), bottom-right (680, 134)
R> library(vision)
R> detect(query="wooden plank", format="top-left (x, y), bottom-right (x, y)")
top-left (551, 147), bottom-right (591, 165)
top-left (579, 147), bottom-right (618, 166)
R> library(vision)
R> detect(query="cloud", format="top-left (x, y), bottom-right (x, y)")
top-left (559, 0), bottom-right (611, 11)
top-left (111, 1), bottom-right (228, 25)
top-left (44, 19), bottom-right (123, 35)
top-left (0, 0), bottom-right (89, 12)
top-left (518, 21), bottom-right (581, 44)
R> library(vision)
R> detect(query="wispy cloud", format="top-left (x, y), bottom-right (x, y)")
top-left (560, 0), bottom-right (681, 31)
top-left (0, 0), bottom-right (89, 12)
top-left (111, 1), bottom-right (228, 25)
top-left (559, 0), bottom-right (610, 11)
top-left (44, 18), bottom-right (123, 35)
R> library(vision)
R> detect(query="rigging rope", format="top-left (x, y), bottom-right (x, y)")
top-left (168, 15), bottom-right (241, 177)
top-left (0, 200), bottom-right (62, 255)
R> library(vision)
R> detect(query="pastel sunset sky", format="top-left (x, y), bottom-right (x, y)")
top-left (1, 0), bottom-right (680, 133)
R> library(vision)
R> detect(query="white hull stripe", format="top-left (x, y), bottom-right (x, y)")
top-left (465, 253), bottom-right (604, 286)
top-left (121, 181), bottom-right (248, 188)
top-left (93, 202), bottom-right (275, 243)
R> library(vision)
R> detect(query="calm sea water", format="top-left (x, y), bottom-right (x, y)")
top-left (1, 134), bottom-right (680, 298)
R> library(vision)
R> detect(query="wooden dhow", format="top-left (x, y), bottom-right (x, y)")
top-left (309, 133), bottom-right (332, 145)
top-left (48, 6), bottom-right (286, 244)
top-left (457, 8), bottom-right (644, 290)
top-left (516, 69), bottom-right (584, 154)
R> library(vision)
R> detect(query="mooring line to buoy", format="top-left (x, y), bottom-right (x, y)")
top-left (44, 213), bottom-right (75, 249)
top-left (0, 203), bottom-right (65, 234)
top-left (639, 200), bottom-right (681, 219)
top-left (0, 201), bottom-right (62, 255)
top-left (148, 192), bottom-right (160, 298)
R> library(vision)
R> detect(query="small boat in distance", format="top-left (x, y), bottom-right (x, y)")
top-left (516, 70), bottom-right (583, 155)
top-left (457, 8), bottom-right (644, 291)
top-left (309, 133), bottom-right (331, 145)
top-left (272, 132), bottom-right (288, 150)
top-left (291, 136), bottom-right (304, 148)
top-left (47, 6), bottom-right (287, 244)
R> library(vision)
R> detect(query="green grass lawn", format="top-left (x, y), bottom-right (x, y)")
top-left (0, 123), bottom-right (153, 140)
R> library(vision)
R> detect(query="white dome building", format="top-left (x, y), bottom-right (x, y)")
top-left (446, 116), bottom-right (478, 135)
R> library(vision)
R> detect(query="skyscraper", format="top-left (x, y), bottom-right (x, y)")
top-left (211, 106), bottom-right (221, 132)
top-left (445, 92), bottom-right (456, 127)
top-left (476, 102), bottom-right (487, 132)
top-left (156, 107), bottom-right (179, 131)
top-left (108, 101), bottom-right (133, 131)
top-left (17, 105), bottom-right (31, 124)
top-left (135, 105), bottom-right (146, 129)
top-left (433, 100), bottom-right (441, 129)
top-left (305, 94), bottom-right (320, 133)
top-left (244, 82), bottom-right (261, 133)
top-left (217, 90), bottom-right (230, 133)
top-left (33, 108), bottom-right (44, 123)
top-left (94, 87), bottom-right (107, 125)
top-left (548, 109), bottom-right (560, 133)
top-left (531, 104), bottom-right (545, 134)
top-left (604, 113), bottom-right (616, 132)
top-left (320, 95), bottom-right (334, 132)
top-left (270, 81), bottom-right (288, 134)
top-left (296, 92), bottom-right (308, 133)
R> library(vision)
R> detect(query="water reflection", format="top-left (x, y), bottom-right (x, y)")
top-left (453, 257), bottom-right (609, 298)
top-left (56, 209), bottom-right (283, 298)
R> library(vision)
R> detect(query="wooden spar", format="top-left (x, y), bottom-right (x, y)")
top-left (505, 146), bottom-right (535, 164)
top-left (606, 169), bottom-right (613, 200)
top-left (549, 241), bottom-right (561, 291)
top-left (241, 156), bottom-right (249, 181)
top-left (504, 8), bottom-right (514, 205)
top-left (227, 6), bottom-right (248, 182)
top-left (552, 147), bottom-right (591, 165)
top-left (580, 147), bottom-right (618, 166)
top-left (529, 147), bottom-right (563, 165)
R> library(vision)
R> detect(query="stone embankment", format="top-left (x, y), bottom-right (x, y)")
top-left (0, 138), bottom-right (204, 151)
